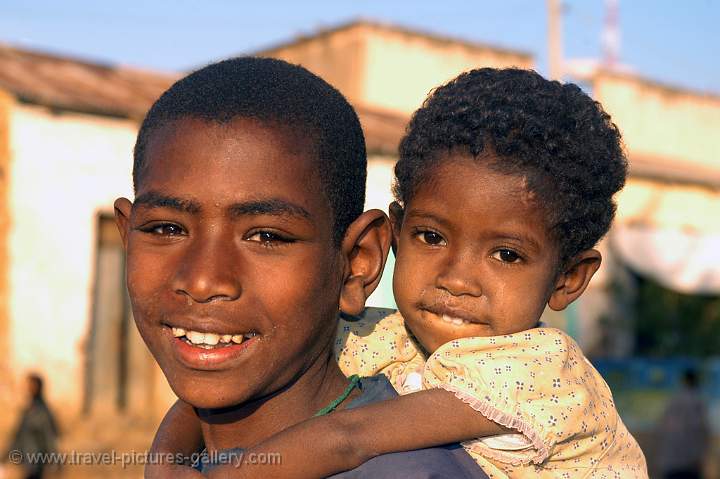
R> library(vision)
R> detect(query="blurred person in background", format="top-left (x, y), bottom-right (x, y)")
top-left (657, 368), bottom-right (710, 479)
top-left (1, 373), bottom-right (60, 479)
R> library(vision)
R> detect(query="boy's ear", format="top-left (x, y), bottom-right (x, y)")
top-left (113, 197), bottom-right (133, 249)
top-left (339, 209), bottom-right (392, 316)
top-left (548, 249), bottom-right (602, 311)
top-left (388, 201), bottom-right (404, 256)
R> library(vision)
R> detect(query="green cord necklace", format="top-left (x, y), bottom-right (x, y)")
top-left (314, 375), bottom-right (361, 417)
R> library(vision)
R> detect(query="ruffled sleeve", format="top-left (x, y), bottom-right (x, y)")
top-left (423, 328), bottom-right (615, 467)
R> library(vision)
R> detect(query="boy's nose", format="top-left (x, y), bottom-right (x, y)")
top-left (435, 250), bottom-right (482, 298)
top-left (171, 236), bottom-right (242, 303)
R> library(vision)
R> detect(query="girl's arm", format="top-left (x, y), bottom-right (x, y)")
top-left (207, 388), bottom-right (510, 479)
top-left (146, 399), bottom-right (205, 479)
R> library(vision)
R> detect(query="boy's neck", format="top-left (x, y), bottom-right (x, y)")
top-left (197, 344), bottom-right (353, 451)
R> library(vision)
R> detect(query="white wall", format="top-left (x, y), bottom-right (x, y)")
top-left (8, 104), bottom-right (137, 411)
top-left (365, 156), bottom-right (397, 309)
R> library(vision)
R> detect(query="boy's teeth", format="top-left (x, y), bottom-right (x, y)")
top-left (173, 327), bottom-right (258, 346)
top-left (186, 331), bottom-right (206, 344)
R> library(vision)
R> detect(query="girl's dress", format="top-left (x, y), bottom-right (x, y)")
top-left (334, 308), bottom-right (648, 479)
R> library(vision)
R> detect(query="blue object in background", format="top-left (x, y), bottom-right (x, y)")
top-left (593, 357), bottom-right (719, 434)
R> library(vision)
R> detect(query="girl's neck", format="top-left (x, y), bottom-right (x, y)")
top-left (198, 346), bottom-right (353, 451)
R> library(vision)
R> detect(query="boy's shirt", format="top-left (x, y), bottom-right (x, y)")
top-left (195, 375), bottom-right (488, 478)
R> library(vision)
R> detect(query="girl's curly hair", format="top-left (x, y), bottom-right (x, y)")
top-left (395, 68), bottom-right (627, 261)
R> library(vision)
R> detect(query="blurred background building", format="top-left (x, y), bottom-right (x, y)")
top-left (0, 5), bottom-right (718, 478)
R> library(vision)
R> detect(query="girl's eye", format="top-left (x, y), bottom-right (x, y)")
top-left (416, 230), bottom-right (447, 246)
top-left (493, 249), bottom-right (521, 263)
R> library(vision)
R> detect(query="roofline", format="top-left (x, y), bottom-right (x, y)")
top-left (0, 42), bottom-right (119, 74)
top-left (629, 153), bottom-right (720, 190)
top-left (10, 95), bottom-right (141, 120)
top-left (593, 67), bottom-right (720, 103)
top-left (253, 19), bottom-right (533, 61)
top-left (0, 43), bottom-right (177, 119)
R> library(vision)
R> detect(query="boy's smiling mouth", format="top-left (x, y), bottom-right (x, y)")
top-left (170, 326), bottom-right (259, 349)
top-left (161, 321), bottom-right (263, 370)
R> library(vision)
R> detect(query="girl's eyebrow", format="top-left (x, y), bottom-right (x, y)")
top-left (405, 210), bottom-right (452, 228)
top-left (484, 229), bottom-right (541, 251)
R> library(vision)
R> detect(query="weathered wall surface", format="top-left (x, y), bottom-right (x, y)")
top-left (361, 26), bottom-right (532, 114)
top-left (264, 23), bottom-right (533, 115)
top-left (260, 26), bottom-right (366, 107)
top-left (0, 90), bottom-right (12, 431)
top-left (595, 72), bottom-right (720, 172)
top-left (5, 104), bottom-right (177, 421)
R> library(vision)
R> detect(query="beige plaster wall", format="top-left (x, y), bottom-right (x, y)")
top-left (362, 28), bottom-right (533, 114)
top-left (616, 177), bottom-right (720, 233)
top-left (264, 23), bottom-right (532, 116)
top-left (595, 72), bottom-right (720, 172)
top-left (259, 27), bottom-right (366, 106)
top-left (7, 104), bottom-right (136, 414)
top-left (0, 92), bottom-right (10, 367)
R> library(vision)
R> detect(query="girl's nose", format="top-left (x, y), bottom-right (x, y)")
top-left (435, 250), bottom-right (482, 297)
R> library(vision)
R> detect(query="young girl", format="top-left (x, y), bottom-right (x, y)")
top-left (150, 68), bottom-right (647, 478)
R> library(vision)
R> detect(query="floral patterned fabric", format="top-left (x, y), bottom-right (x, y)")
top-left (335, 308), bottom-right (648, 479)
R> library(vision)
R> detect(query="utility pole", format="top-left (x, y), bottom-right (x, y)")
top-left (547, 0), bottom-right (563, 80)
top-left (602, 0), bottom-right (620, 68)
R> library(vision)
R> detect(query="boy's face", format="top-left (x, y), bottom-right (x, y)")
top-left (392, 153), bottom-right (560, 353)
top-left (116, 118), bottom-right (344, 409)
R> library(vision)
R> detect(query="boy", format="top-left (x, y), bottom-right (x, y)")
top-left (114, 56), bottom-right (489, 478)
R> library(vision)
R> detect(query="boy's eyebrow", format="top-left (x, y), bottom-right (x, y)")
top-left (134, 191), bottom-right (201, 214)
top-left (228, 199), bottom-right (312, 221)
top-left (133, 192), bottom-right (313, 221)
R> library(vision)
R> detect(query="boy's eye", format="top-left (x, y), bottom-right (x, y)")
top-left (416, 230), bottom-right (447, 246)
top-left (246, 231), bottom-right (292, 245)
top-left (492, 249), bottom-right (521, 263)
top-left (141, 223), bottom-right (185, 236)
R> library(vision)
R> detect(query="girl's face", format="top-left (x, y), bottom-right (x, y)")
top-left (391, 153), bottom-right (561, 353)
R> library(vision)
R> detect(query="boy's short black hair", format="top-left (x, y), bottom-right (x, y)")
top-left (395, 67), bottom-right (627, 262)
top-left (134, 57), bottom-right (366, 245)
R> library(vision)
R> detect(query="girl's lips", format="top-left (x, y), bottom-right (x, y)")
top-left (421, 307), bottom-right (484, 325)
top-left (166, 327), bottom-right (260, 370)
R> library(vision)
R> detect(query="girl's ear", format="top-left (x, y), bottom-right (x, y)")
top-left (338, 209), bottom-right (392, 316)
top-left (548, 249), bottom-right (602, 311)
top-left (388, 201), bottom-right (404, 256)
top-left (114, 197), bottom-right (133, 249)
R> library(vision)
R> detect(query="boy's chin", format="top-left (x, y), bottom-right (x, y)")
top-left (161, 370), bottom-right (261, 410)
top-left (172, 381), bottom-right (256, 411)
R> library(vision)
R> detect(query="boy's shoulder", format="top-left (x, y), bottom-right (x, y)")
top-left (341, 307), bottom-right (401, 324)
top-left (335, 307), bottom-right (409, 346)
top-left (334, 308), bottom-right (421, 379)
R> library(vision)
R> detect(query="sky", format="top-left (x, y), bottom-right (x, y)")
top-left (1, 0), bottom-right (718, 94)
